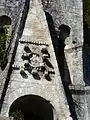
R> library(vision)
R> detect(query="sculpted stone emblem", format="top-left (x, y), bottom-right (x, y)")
top-left (29, 54), bottom-right (43, 67)
top-left (20, 43), bottom-right (55, 81)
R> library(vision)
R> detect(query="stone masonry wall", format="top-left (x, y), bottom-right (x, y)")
top-left (42, 0), bottom-right (84, 85)
top-left (0, 0), bottom-right (72, 120)
top-left (0, 0), bottom-right (26, 101)
top-left (42, 0), bottom-right (89, 120)
top-left (0, 0), bottom-right (88, 120)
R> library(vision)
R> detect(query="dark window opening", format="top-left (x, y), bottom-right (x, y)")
top-left (9, 95), bottom-right (54, 120)
top-left (0, 15), bottom-right (11, 28)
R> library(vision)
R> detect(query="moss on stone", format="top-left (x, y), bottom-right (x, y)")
top-left (0, 25), bottom-right (11, 64)
top-left (83, 0), bottom-right (90, 25)
top-left (10, 110), bottom-right (24, 120)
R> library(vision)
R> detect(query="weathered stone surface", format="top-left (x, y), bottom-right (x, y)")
top-left (1, 0), bottom-right (90, 120)
top-left (0, 0), bottom-right (26, 98)
top-left (42, 1), bottom-right (88, 120)
top-left (0, 115), bottom-right (9, 120)
top-left (69, 85), bottom-right (86, 120)
top-left (0, 0), bottom-right (72, 120)
top-left (42, 0), bottom-right (84, 85)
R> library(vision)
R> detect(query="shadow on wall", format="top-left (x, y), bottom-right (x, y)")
top-left (45, 11), bottom-right (78, 120)
top-left (83, 20), bottom-right (90, 86)
top-left (45, 11), bottom-right (71, 84)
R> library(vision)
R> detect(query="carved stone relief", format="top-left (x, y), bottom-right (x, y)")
top-left (12, 41), bottom-right (55, 81)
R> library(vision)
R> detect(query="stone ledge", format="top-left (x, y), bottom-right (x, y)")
top-left (69, 85), bottom-right (90, 95)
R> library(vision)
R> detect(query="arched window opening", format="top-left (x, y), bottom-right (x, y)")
top-left (9, 95), bottom-right (55, 120)
top-left (0, 15), bottom-right (12, 70)
top-left (0, 15), bottom-right (11, 27)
